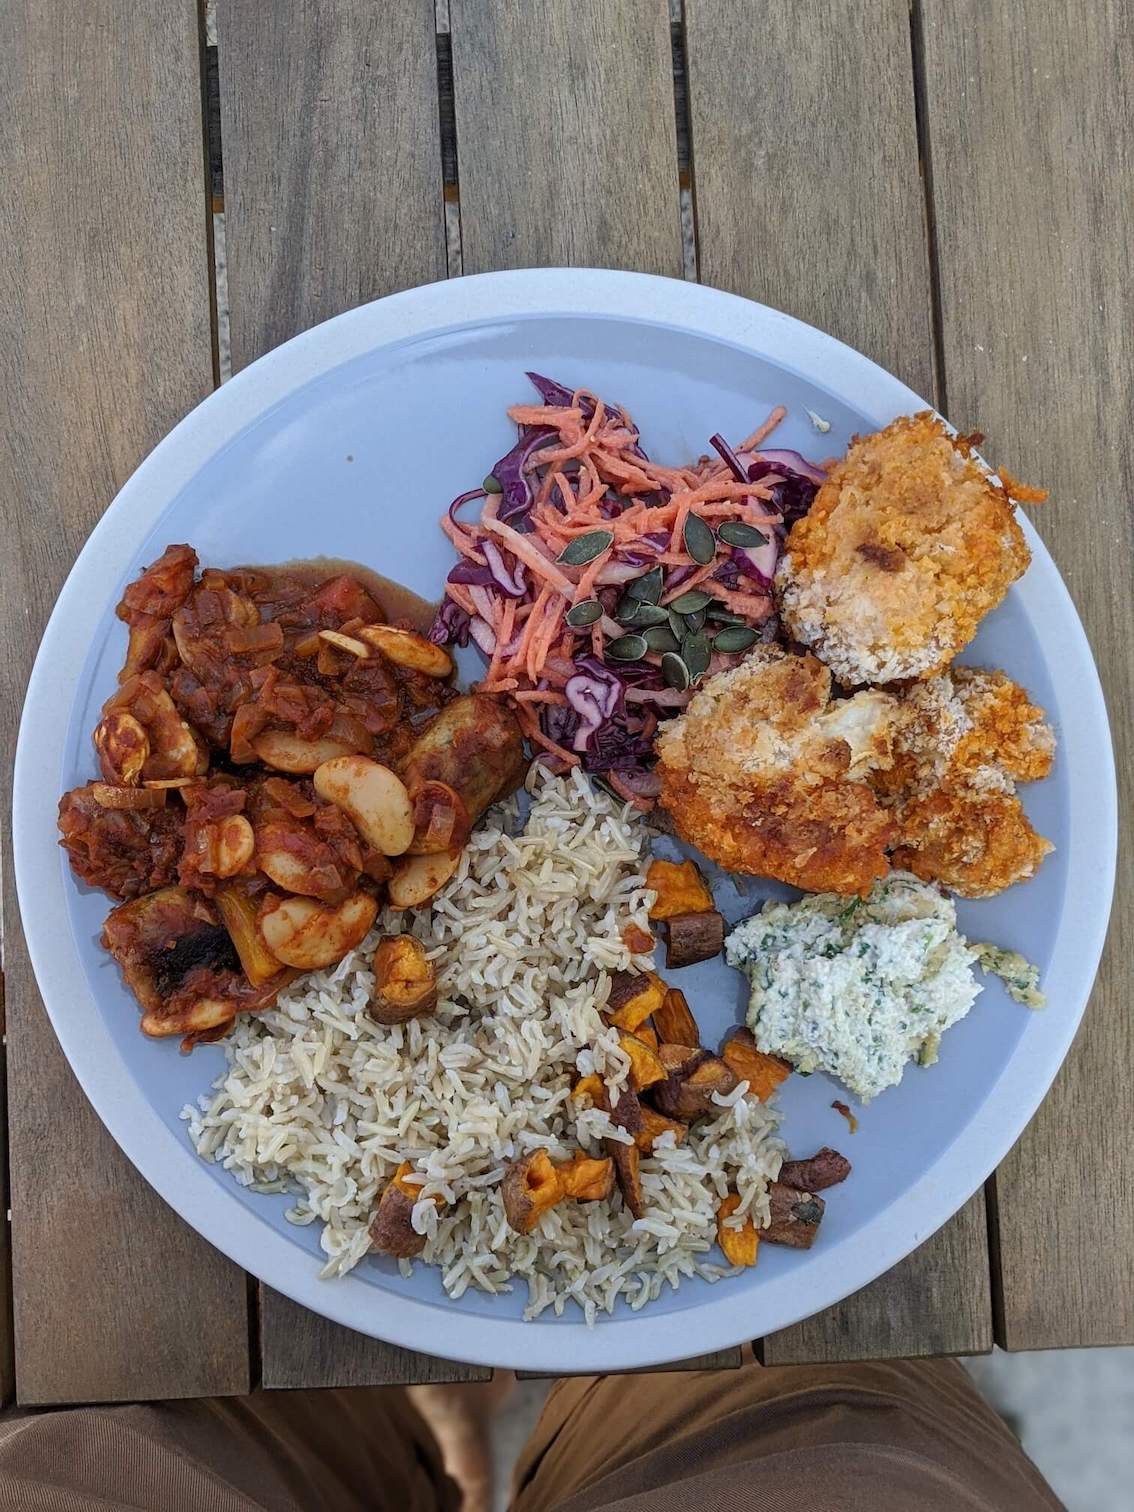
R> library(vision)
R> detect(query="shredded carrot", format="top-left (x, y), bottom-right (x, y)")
top-left (511, 689), bottom-right (569, 704)
top-left (739, 405), bottom-right (786, 452)
top-left (484, 596), bottom-right (516, 685)
top-left (712, 586), bottom-right (775, 616)
top-left (435, 385), bottom-right (817, 764)
top-left (481, 517), bottom-right (576, 596)
top-left (574, 547), bottom-right (612, 603)
top-left (516, 586), bottom-right (552, 682)
top-left (506, 404), bottom-right (583, 428)
top-left (443, 582), bottom-right (477, 616)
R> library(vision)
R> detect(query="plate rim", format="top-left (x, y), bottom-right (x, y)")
top-left (13, 267), bottom-right (1117, 1372)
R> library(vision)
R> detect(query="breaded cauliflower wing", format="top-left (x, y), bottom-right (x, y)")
top-left (878, 667), bottom-right (1055, 897)
top-left (655, 647), bottom-right (900, 895)
top-left (776, 413), bottom-right (1041, 685)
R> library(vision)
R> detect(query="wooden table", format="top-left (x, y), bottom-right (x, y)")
top-left (2, 0), bottom-right (1131, 1404)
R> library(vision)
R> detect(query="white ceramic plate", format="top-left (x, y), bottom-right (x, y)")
top-left (13, 270), bottom-right (1116, 1373)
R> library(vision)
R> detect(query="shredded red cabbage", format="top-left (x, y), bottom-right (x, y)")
top-left (429, 598), bottom-right (470, 647)
top-left (491, 428), bottom-right (556, 526)
top-left (709, 432), bottom-right (749, 483)
top-left (525, 371), bottom-right (591, 413)
top-left (748, 455), bottom-right (822, 526)
top-left (431, 374), bottom-right (826, 800)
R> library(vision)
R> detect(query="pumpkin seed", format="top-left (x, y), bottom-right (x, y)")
top-left (643, 624), bottom-right (680, 654)
top-left (705, 606), bottom-right (745, 625)
top-left (482, 473), bottom-right (503, 494)
top-left (718, 520), bottom-right (769, 547)
top-left (616, 595), bottom-right (643, 623)
top-left (667, 588), bottom-right (715, 614)
top-left (558, 529), bottom-right (613, 566)
top-left (666, 608), bottom-right (687, 642)
top-left (628, 602), bottom-right (670, 628)
top-left (682, 513), bottom-right (716, 565)
top-left (683, 607), bottom-right (707, 633)
top-left (626, 565), bottom-right (664, 603)
top-left (606, 633), bottom-right (648, 662)
top-left (661, 652), bottom-right (691, 691)
top-left (712, 624), bottom-right (760, 653)
top-left (681, 631), bottom-right (711, 680)
top-left (566, 599), bottom-right (603, 628)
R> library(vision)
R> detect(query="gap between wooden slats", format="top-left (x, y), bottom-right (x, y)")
top-left (216, 0), bottom-right (474, 1386)
top-left (682, 0), bottom-right (993, 1364)
top-left (448, 0), bottom-right (684, 276)
top-left (0, 0), bottom-right (250, 1404)
top-left (917, 0), bottom-right (1134, 1351)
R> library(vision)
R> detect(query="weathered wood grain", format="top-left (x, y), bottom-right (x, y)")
top-left (218, 0), bottom-right (447, 375)
top-left (762, 1196), bottom-right (992, 1364)
top-left (259, 1290), bottom-right (491, 1388)
top-left (0, 982), bottom-right (11, 1405)
top-left (219, 1), bottom-right (481, 1384)
top-left (685, 0), bottom-right (993, 1363)
top-left (517, 1347), bottom-right (744, 1380)
top-left (0, 0), bottom-right (250, 1404)
top-left (449, 0), bottom-right (684, 276)
top-left (685, 0), bottom-right (934, 393)
top-left (919, 0), bottom-right (1134, 1349)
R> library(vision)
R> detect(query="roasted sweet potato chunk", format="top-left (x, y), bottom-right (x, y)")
top-left (654, 986), bottom-right (700, 1048)
top-left (605, 969), bottom-right (667, 1031)
top-left (608, 1087), bottom-right (645, 1138)
top-left (571, 1073), bottom-right (606, 1108)
top-left (764, 1181), bottom-right (826, 1249)
top-left (369, 1161), bottom-right (443, 1258)
top-left (721, 1028), bottom-right (793, 1102)
top-left (369, 934), bottom-right (438, 1024)
top-left (502, 1150), bottom-right (566, 1235)
top-left (633, 1106), bottom-right (687, 1154)
top-left (605, 1137), bottom-right (645, 1218)
top-left (646, 858), bottom-right (714, 920)
top-left (663, 910), bottom-right (724, 968)
top-left (634, 1022), bottom-right (659, 1051)
top-left (717, 1193), bottom-right (759, 1267)
top-left (619, 1033), bottom-right (666, 1092)
top-left (556, 1153), bottom-right (615, 1202)
top-left (778, 1148), bottom-right (852, 1192)
top-left (621, 922), bottom-right (654, 954)
top-left (652, 1046), bottom-right (738, 1122)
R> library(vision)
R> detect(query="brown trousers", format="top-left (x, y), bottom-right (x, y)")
top-left (0, 1358), bottom-right (1062, 1511)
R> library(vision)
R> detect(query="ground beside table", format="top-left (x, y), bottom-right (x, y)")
top-left (2, 0), bottom-right (1130, 1404)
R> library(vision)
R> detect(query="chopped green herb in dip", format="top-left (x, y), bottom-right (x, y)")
top-left (974, 943), bottom-right (1045, 1008)
top-left (725, 872), bottom-right (983, 1102)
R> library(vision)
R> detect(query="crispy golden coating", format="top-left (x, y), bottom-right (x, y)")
top-left (891, 792), bottom-right (1052, 899)
top-left (655, 647), bottom-right (899, 895)
top-left (878, 667), bottom-right (1054, 897)
top-left (777, 413), bottom-right (1038, 685)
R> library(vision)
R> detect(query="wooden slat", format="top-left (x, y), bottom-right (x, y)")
top-left (0, 981), bottom-right (12, 1405)
top-left (684, 0), bottom-right (993, 1363)
top-left (0, 0), bottom-right (250, 1403)
top-left (919, 0), bottom-right (1134, 1350)
top-left (518, 1347), bottom-right (744, 1381)
top-left (218, 0), bottom-right (447, 375)
top-left (218, 0), bottom-right (472, 1385)
top-left (260, 1290), bottom-right (490, 1388)
top-left (762, 1196), bottom-right (992, 1364)
top-left (685, 0), bottom-right (933, 391)
top-left (449, 0), bottom-right (684, 277)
